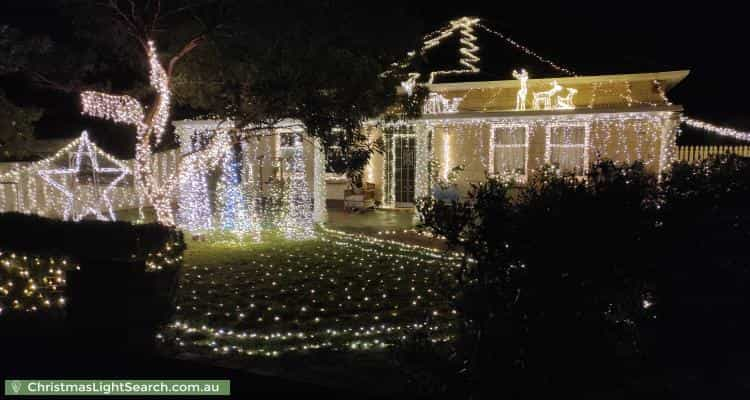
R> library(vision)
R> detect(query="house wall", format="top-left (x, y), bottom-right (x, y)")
top-left (368, 111), bottom-right (679, 204)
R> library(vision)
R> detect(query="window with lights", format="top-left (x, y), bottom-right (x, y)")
top-left (545, 123), bottom-right (590, 176)
top-left (490, 124), bottom-right (530, 181)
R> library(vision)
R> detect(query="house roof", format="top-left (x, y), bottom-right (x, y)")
top-left (405, 70), bottom-right (689, 115)
top-left (398, 17), bottom-right (689, 88)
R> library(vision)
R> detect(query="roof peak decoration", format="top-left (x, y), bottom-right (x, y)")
top-left (421, 17), bottom-right (481, 84)
top-left (390, 16), bottom-right (577, 87)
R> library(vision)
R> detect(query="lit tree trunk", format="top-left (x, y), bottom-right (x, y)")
top-left (81, 38), bottom-right (201, 226)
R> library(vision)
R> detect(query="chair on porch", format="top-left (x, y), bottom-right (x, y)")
top-left (344, 182), bottom-right (376, 212)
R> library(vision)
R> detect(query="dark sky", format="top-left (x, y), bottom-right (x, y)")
top-left (2, 1), bottom-right (749, 154)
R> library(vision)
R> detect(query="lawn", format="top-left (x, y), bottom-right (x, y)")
top-left (160, 228), bottom-right (460, 360)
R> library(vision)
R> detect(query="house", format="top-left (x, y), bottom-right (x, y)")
top-left (171, 119), bottom-right (326, 238)
top-left (339, 17), bottom-right (689, 208)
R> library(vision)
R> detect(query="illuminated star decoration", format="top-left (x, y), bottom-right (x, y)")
top-left (38, 131), bottom-right (130, 221)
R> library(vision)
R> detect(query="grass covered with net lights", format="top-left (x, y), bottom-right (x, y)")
top-left (160, 228), bottom-right (460, 358)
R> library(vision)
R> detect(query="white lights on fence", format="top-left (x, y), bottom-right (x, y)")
top-left (0, 131), bottom-right (131, 221)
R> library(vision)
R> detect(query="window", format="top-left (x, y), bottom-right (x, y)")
top-left (545, 123), bottom-right (590, 176)
top-left (491, 124), bottom-right (529, 180)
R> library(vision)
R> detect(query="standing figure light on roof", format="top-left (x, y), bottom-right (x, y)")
top-left (556, 87), bottom-right (578, 110)
top-left (532, 80), bottom-right (563, 110)
top-left (513, 69), bottom-right (529, 111)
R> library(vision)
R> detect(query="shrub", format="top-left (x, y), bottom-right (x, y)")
top-left (0, 212), bottom-right (184, 263)
top-left (420, 156), bottom-right (750, 397)
top-left (0, 213), bottom-right (184, 323)
top-left (418, 161), bottom-right (659, 398)
top-left (651, 155), bottom-right (750, 396)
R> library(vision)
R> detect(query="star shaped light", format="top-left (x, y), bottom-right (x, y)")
top-left (38, 131), bottom-right (130, 221)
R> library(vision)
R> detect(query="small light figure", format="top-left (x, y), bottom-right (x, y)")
top-left (513, 69), bottom-right (529, 111)
top-left (556, 87), bottom-right (578, 110)
top-left (532, 80), bottom-right (564, 110)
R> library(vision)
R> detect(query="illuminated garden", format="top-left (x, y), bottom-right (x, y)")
top-left (163, 228), bottom-right (460, 358)
top-left (3, 1), bottom-right (750, 399)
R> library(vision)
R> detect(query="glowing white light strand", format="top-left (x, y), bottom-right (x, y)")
top-left (477, 22), bottom-right (576, 76)
top-left (681, 117), bottom-right (750, 142)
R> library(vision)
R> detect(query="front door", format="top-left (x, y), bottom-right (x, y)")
top-left (385, 130), bottom-right (416, 207)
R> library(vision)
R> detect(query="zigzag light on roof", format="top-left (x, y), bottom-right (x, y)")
top-left (425, 17), bottom-right (482, 84)
top-left (457, 18), bottom-right (480, 70)
top-left (392, 17), bottom-right (576, 86)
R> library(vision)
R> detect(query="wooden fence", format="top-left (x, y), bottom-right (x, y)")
top-left (677, 145), bottom-right (750, 163)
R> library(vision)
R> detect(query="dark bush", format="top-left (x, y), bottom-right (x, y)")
top-left (651, 155), bottom-right (750, 397)
top-left (419, 156), bottom-right (750, 398)
top-left (0, 212), bottom-right (183, 262)
top-left (0, 212), bottom-right (186, 352)
top-left (418, 161), bottom-right (665, 398)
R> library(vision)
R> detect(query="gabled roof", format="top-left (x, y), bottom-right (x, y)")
top-left (398, 17), bottom-right (577, 85)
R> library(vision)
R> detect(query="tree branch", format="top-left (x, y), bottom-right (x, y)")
top-left (27, 71), bottom-right (78, 93)
top-left (167, 35), bottom-right (205, 77)
top-left (100, 0), bottom-right (148, 50)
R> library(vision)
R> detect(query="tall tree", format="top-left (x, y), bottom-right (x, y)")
top-left (8, 1), bottom-right (426, 223)
top-left (0, 25), bottom-right (46, 160)
top-left (67, 0), bottom-right (218, 225)
top-left (172, 0), bottom-right (425, 181)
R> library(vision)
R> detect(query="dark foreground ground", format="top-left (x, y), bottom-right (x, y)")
top-left (0, 316), bottom-right (390, 399)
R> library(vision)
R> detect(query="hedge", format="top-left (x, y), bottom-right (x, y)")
top-left (0, 212), bottom-right (184, 262)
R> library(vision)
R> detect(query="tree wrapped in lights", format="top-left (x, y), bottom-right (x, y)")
top-left (73, 0), bottom-right (208, 226)
top-left (81, 39), bottom-right (191, 225)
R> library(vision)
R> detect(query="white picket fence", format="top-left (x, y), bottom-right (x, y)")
top-left (678, 145), bottom-right (750, 163)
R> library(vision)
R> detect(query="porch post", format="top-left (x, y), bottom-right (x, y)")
top-left (414, 122), bottom-right (432, 202)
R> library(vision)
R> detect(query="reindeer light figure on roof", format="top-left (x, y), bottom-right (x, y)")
top-left (532, 80), bottom-right (563, 110)
top-left (556, 87), bottom-right (578, 110)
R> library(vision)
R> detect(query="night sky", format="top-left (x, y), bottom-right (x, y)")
top-left (2, 1), bottom-right (748, 155)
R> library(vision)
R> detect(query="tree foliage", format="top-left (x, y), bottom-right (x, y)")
top-left (171, 0), bottom-right (424, 176)
top-left (0, 26), bottom-right (46, 160)
top-left (0, 90), bottom-right (43, 161)
top-left (418, 156), bottom-right (750, 397)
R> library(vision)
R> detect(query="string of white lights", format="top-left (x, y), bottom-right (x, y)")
top-left (476, 22), bottom-right (576, 76)
top-left (681, 117), bottom-right (750, 142)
